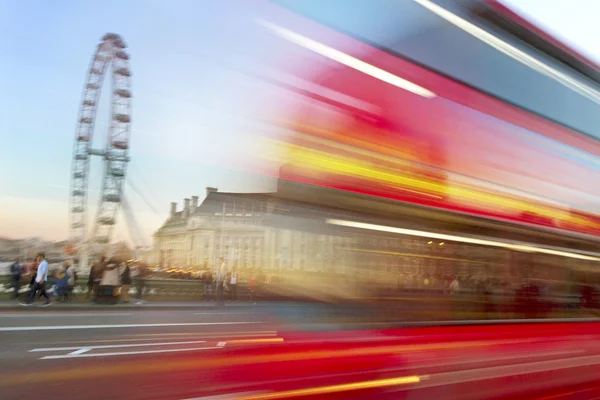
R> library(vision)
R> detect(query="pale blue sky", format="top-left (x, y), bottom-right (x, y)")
top-left (0, 0), bottom-right (281, 243)
top-left (1, 0), bottom-right (599, 243)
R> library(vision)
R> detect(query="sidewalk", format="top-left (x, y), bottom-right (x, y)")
top-left (0, 300), bottom-right (303, 311)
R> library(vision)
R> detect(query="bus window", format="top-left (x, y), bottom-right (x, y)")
top-left (272, 0), bottom-right (600, 139)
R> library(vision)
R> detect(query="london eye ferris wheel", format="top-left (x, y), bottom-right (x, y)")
top-left (69, 33), bottom-right (132, 261)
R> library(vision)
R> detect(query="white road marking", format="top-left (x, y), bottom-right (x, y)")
top-left (0, 322), bottom-right (259, 332)
top-left (130, 330), bottom-right (277, 337)
top-left (30, 340), bottom-right (208, 352)
top-left (69, 348), bottom-right (90, 355)
top-left (217, 342), bottom-right (226, 347)
top-left (0, 313), bottom-right (133, 318)
top-left (193, 312), bottom-right (249, 315)
top-left (40, 346), bottom-right (219, 359)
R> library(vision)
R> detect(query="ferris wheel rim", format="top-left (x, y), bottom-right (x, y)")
top-left (69, 33), bottom-right (132, 255)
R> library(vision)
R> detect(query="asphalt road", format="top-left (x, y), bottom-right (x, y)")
top-left (2, 302), bottom-right (600, 400)
top-left (0, 305), bottom-right (292, 400)
top-left (0, 302), bottom-right (394, 400)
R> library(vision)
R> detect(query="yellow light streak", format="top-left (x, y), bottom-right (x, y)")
top-left (237, 375), bottom-right (421, 399)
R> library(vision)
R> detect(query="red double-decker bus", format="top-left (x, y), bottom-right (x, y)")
top-left (248, 0), bottom-right (600, 253)
top-left (212, 0), bottom-right (600, 308)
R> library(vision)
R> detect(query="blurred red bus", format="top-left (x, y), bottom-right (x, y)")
top-left (252, 0), bottom-right (600, 250)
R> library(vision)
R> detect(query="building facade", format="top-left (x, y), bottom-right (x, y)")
top-left (154, 187), bottom-right (272, 270)
top-left (151, 187), bottom-right (592, 293)
top-left (151, 187), bottom-right (355, 275)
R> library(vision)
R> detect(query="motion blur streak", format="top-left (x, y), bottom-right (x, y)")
top-left (326, 218), bottom-right (600, 261)
top-left (412, 0), bottom-right (600, 103)
top-left (42, 331), bottom-right (279, 344)
top-left (267, 135), bottom-right (599, 229)
top-left (227, 338), bottom-right (285, 345)
top-left (412, 355), bottom-right (600, 389)
top-left (236, 376), bottom-right (421, 400)
top-left (257, 20), bottom-right (437, 98)
top-left (536, 388), bottom-right (598, 399)
top-left (6, 0), bottom-right (600, 399)
top-left (0, 338), bottom-right (536, 387)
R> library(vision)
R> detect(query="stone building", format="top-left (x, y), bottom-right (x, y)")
top-left (153, 187), bottom-right (271, 270)
top-left (151, 186), bottom-right (594, 294)
top-left (151, 187), bottom-right (355, 275)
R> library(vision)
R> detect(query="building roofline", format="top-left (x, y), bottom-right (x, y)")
top-left (157, 191), bottom-right (276, 230)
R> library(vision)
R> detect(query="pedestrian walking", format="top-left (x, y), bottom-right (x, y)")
top-left (87, 259), bottom-right (104, 302)
top-left (66, 262), bottom-right (77, 301)
top-left (93, 257), bottom-right (106, 302)
top-left (215, 257), bottom-right (227, 306)
top-left (54, 263), bottom-right (70, 302)
top-left (202, 269), bottom-right (214, 301)
top-left (132, 264), bottom-right (147, 304)
top-left (86, 262), bottom-right (95, 300)
top-left (99, 259), bottom-right (121, 304)
top-left (248, 274), bottom-right (256, 303)
top-left (10, 258), bottom-right (23, 299)
top-left (27, 259), bottom-right (39, 294)
top-left (229, 270), bottom-right (238, 301)
top-left (22, 253), bottom-right (51, 306)
top-left (120, 262), bottom-right (132, 303)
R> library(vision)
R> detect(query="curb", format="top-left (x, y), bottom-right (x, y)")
top-left (0, 301), bottom-right (321, 312)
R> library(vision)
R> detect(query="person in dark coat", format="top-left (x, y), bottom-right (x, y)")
top-left (120, 263), bottom-right (132, 303)
top-left (10, 258), bottom-right (23, 299)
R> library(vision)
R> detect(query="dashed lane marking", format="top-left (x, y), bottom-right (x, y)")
top-left (0, 313), bottom-right (133, 317)
top-left (40, 346), bottom-right (220, 359)
top-left (30, 340), bottom-right (209, 352)
top-left (0, 321), bottom-right (259, 332)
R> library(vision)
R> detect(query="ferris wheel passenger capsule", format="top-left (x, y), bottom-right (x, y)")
top-left (112, 141), bottom-right (129, 150)
top-left (114, 89), bottom-right (131, 98)
top-left (115, 67), bottom-right (131, 77)
top-left (116, 51), bottom-right (129, 60)
top-left (115, 114), bottom-right (131, 123)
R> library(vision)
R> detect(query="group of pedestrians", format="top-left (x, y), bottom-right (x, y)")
top-left (11, 254), bottom-right (261, 307)
top-left (54, 261), bottom-right (77, 302)
top-left (201, 257), bottom-right (256, 305)
top-left (11, 252), bottom-right (52, 306)
top-left (87, 258), bottom-right (143, 304)
top-left (9, 253), bottom-right (148, 306)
